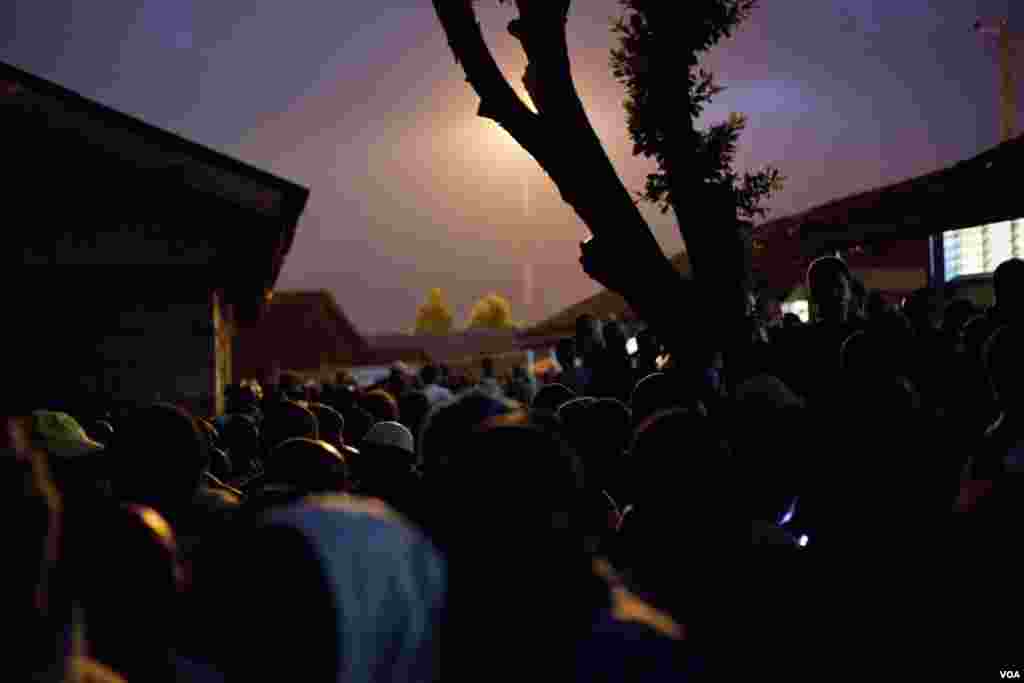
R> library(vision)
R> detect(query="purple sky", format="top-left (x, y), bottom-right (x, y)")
top-left (3, 1), bottom-right (1020, 333)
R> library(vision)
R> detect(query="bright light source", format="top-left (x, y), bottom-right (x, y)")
top-left (797, 534), bottom-right (809, 547)
top-left (626, 337), bottom-right (638, 355)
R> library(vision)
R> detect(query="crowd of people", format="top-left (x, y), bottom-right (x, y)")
top-left (6, 255), bottom-right (1024, 681)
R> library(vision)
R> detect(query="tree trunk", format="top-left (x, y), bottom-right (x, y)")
top-left (431, 1), bottom-right (745, 370)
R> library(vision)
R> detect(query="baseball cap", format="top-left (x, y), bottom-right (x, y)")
top-left (363, 421), bottom-right (415, 455)
top-left (31, 410), bottom-right (105, 459)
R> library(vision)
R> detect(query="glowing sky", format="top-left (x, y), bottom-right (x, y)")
top-left (3, 0), bottom-right (1020, 332)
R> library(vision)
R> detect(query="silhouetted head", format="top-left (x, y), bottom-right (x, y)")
top-left (108, 403), bottom-right (210, 510)
top-left (397, 391), bottom-right (431, 444)
top-left (219, 414), bottom-right (261, 475)
top-left (455, 423), bottom-right (584, 532)
top-left (874, 308), bottom-right (913, 339)
top-left (630, 408), bottom-right (730, 499)
top-left (358, 421), bottom-right (418, 501)
top-left (362, 389), bottom-right (399, 424)
top-left (324, 382), bottom-right (358, 413)
top-left (782, 312), bottom-right (803, 328)
top-left (308, 403), bottom-right (345, 450)
top-left (731, 376), bottom-right (804, 520)
top-left (902, 288), bottom-right (942, 332)
top-left (635, 329), bottom-right (660, 361)
top-left (602, 321), bottom-right (627, 355)
top-left (278, 372), bottom-right (305, 401)
top-left (419, 365), bottom-right (440, 386)
top-left (839, 330), bottom-right (890, 377)
top-left (807, 256), bottom-right (853, 323)
top-left (556, 396), bottom-right (596, 430)
top-left (849, 276), bottom-right (867, 316)
top-left (943, 298), bottom-right (978, 339)
top-left (574, 314), bottom-right (605, 357)
top-left (620, 408), bottom-right (735, 628)
top-left (630, 372), bottom-right (701, 431)
top-left (984, 325), bottom-right (1024, 410)
top-left (225, 383), bottom-right (259, 415)
top-left (578, 398), bottom-right (632, 485)
top-left (555, 338), bottom-right (576, 368)
top-left (261, 400), bottom-right (318, 454)
top-left (343, 406), bottom-right (374, 448)
top-left (82, 503), bottom-right (181, 683)
top-left (208, 448), bottom-right (233, 481)
top-left (993, 257), bottom-right (1024, 315)
top-left (481, 357), bottom-right (496, 378)
top-left (85, 419), bottom-right (115, 447)
top-left (963, 314), bottom-right (997, 363)
top-left (757, 294), bottom-right (782, 325)
top-left (264, 438), bottom-right (350, 494)
top-left (555, 396), bottom-right (597, 460)
top-left (418, 389), bottom-right (520, 478)
top-left (531, 383), bottom-right (576, 417)
top-left (865, 290), bottom-right (891, 320)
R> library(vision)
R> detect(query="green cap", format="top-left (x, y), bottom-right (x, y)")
top-left (31, 411), bottom-right (105, 459)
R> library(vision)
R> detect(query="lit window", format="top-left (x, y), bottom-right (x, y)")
top-left (944, 218), bottom-right (1024, 280)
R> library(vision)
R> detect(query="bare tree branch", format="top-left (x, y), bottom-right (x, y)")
top-left (432, 2), bottom-right (542, 150)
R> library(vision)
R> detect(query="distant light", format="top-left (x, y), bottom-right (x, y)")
top-left (797, 534), bottom-right (809, 547)
top-left (626, 337), bottom-right (638, 355)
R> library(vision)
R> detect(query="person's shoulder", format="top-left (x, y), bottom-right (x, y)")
top-left (71, 656), bottom-right (128, 683)
top-left (579, 600), bottom-right (696, 681)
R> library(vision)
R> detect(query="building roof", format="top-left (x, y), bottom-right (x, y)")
top-left (790, 133), bottom-right (1024, 251)
top-left (2, 61), bottom-right (309, 318)
top-left (523, 251), bottom-right (692, 337)
top-left (234, 290), bottom-right (371, 376)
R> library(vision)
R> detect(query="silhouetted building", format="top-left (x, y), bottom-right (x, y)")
top-left (530, 137), bottom-right (1024, 328)
top-left (4, 61), bottom-right (309, 417)
top-left (234, 290), bottom-right (371, 382)
top-left (795, 133), bottom-right (1024, 306)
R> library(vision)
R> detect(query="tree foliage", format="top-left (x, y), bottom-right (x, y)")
top-left (610, 1), bottom-right (784, 223)
top-left (467, 293), bottom-right (518, 330)
top-left (415, 288), bottom-right (455, 335)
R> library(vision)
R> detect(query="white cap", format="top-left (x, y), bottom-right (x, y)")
top-left (363, 421), bottom-right (415, 455)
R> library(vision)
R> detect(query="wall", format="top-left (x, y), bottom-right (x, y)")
top-left (213, 290), bottom-right (233, 416)
top-left (89, 297), bottom-right (218, 417)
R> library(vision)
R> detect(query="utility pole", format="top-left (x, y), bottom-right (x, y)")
top-left (974, 17), bottom-right (1019, 143)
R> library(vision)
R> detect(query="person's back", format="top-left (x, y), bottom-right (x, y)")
top-left (588, 324), bottom-right (634, 402)
top-left (990, 257), bottom-right (1024, 327)
top-left (80, 504), bottom-right (189, 683)
top-left (967, 325), bottom-right (1024, 478)
top-left (203, 496), bottom-right (444, 683)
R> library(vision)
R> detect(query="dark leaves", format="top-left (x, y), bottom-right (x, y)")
top-left (611, 0), bottom-right (779, 227)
